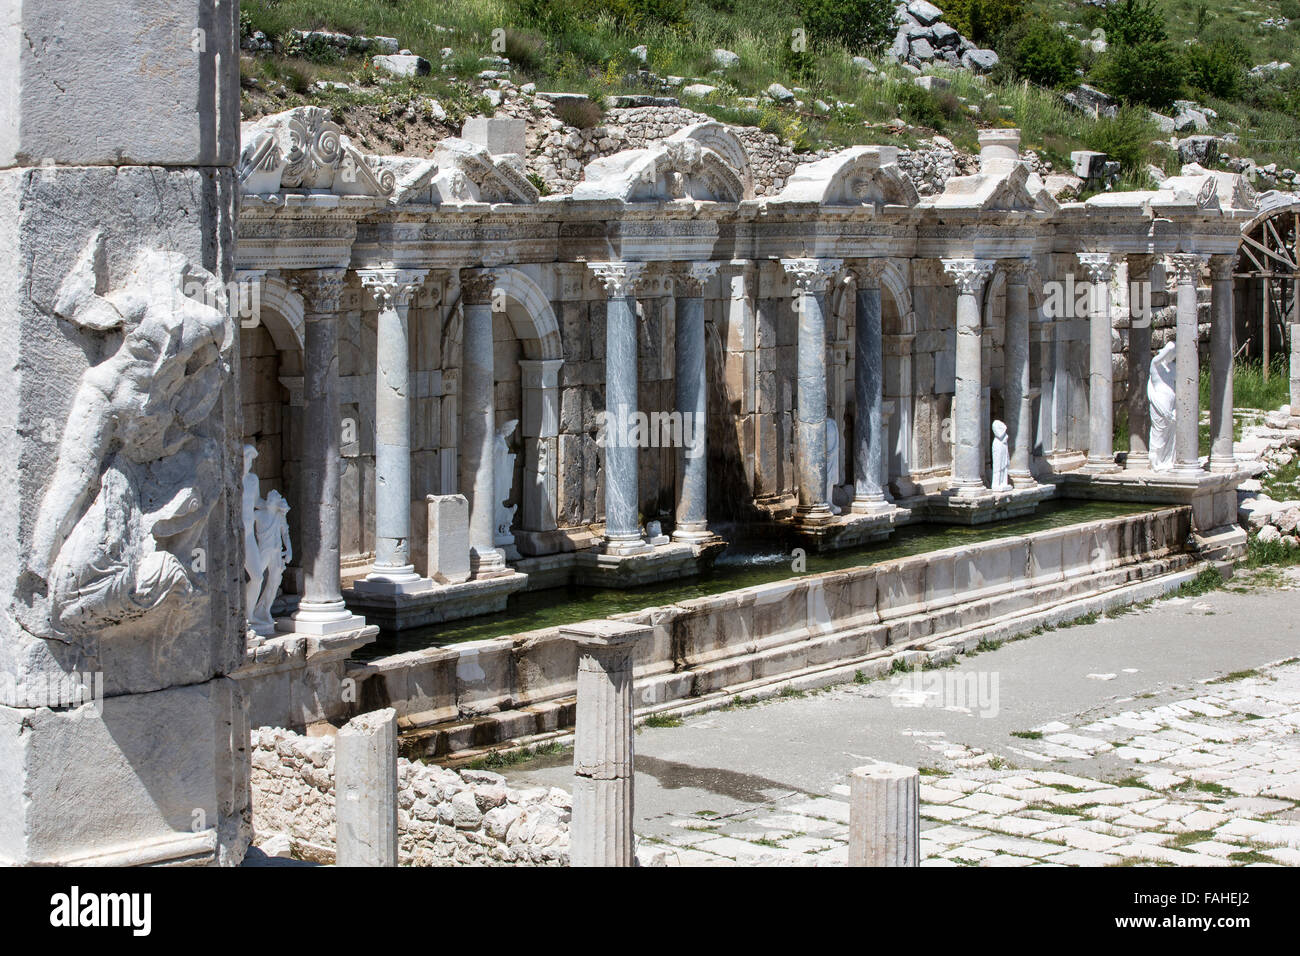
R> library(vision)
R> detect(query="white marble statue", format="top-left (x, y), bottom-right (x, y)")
top-left (991, 419), bottom-right (1010, 491)
top-left (1148, 342), bottom-right (1177, 472)
top-left (28, 232), bottom-right (228, 639)
top-left (242, 444), bottom-right (292, 636)
top-left (826, 418), bottom-right (842, 515)
top-left (494, 419), bottom-right (519, 547)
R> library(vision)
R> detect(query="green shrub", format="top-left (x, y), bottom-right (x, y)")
top-left (1092, 41), bottom-right (1182, 109)
top-left (943, 0), bottom-right (1027, 45)
top-left (1182, 38), bottom-right (1250, 99)
top-left (554, 96), bottom-right (605, 129)
top-left (1003, 20), bottom-right (1080, 88)
top-left (1280, 0), bottom-right (1300, 18)
top-left (502, 29), bottom-right (547, 74)
top-left (1084, 105), bottom-right (1160, 170)
top-left (1099, 0), bottom-right (1167, 46)
top-left (515, 0), bottom-right (688, 30)
top-left (798, 0), bottom-right (895, 50)
top-left (896, 83), bottom-right (965, 130)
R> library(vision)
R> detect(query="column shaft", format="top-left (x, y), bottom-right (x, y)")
top-left (852, 271), bottom-right (887, 510)
top-left (673, 265), bottom-right (716, 542)
top-left (944, 259), bottom-right (994, 493)
top-left (461, 272), bottom-right (507, 576)
top-left (1170, 255), bottom-right (1207, 473)
top-left (1209, 256), bottom-right (1236, 470)
top-left (1079, 253), bottom-right (1119, 471)
top-left (785, 258), bottom-right (839, 525)
top-left (1004, 263), bottom-right (1033, 483)
top-left (1126, 256), bottom-right (1154, 469)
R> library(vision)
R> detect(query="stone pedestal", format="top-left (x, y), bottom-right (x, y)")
top-left (1168, 254), bottom-right (1208, 475)
top-left (0, 0), bottom-right (250, 866)
top-left (591, 262), bottom-right (651, 556)
top-left (943, 259), bottom-right (995, 495)
top-left (1078, 252), bottom-right (1120, 473)
top-left (354, 269), bottom-right (433, 595)
top-left (335, 708), bottom-right (398, 867)
top-left (673, 263), bottom-right (719, 543)
top-left (461, 271), bottom-right (509, 576)
top-left (784, 258), bottom-right (840, 527)
top-left (1208, 256), bottom-right (1236, 471)
top-left (848, 762), bottom-right (920, 867)
top-left (564, 620), bottom-right (650, 867)
top-left (426, 494), bottom-right (471, 584)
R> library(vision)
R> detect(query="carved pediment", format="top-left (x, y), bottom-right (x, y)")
top-left (777, 146), bottom-right (918, 207)
top-left (430, 138), bottom-right (539, 204)
top-left (931, 162), bottom-right (1051, 213)
top-left (238, 106), bottom-right (397, 199)
top-left (572, 139), bottom-right (746, 203)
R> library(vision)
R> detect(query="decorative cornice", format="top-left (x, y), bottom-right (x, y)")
top-left (358, 268), bottom-right (427, 312)
top-left (941, 258), bottom-right (995, 296)
top-left (1165, 253), bottom-right (1208, 285)
top-left (1076, 252), bottom-right (1118, 283)
top-left (588, 261), bottom-right (649, 298)
top-left (290, 268), bottom-right (348, 315)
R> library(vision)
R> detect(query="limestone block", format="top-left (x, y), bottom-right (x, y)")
top-left (0, 1), bottom-right (240, 167)
top-left (336, 708), bottom-right (398, 867)
top-left (426, 495), bottom-right (471, 584)
top-left (460, 117), bottom-right (527, 157)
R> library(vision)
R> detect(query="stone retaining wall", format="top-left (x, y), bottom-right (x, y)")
top-left (251, 727), bottom-right (569, 865)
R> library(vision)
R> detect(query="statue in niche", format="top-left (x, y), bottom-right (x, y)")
top-left (991, 420), bottom-right (1010, 491)
top-left (27, 232), bottom-right (229, 639)
top-left (242, 445), bottom-right (292, 637)
top-left (494, 419), bottom-right (519, 547)
top-left (825, 418), bottom-right (842, 514)
top-left (1148, 342), bottom-right (1178, 472)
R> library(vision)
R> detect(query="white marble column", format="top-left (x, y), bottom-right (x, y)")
top-left (335, 708), bottom-right (398, 867)
top-left (783, 257), bottom-right (841, 526)
top-left (590, 262), bottom-right (651, 555)
top-left (849, 261), bottom-right (889, 512)
top-left (943, 258), bottom-right (995, 494)
top-left (848, 763), bottom-right (920, 867)
top-left (1125, 255), bottom-right (1155, 470)
top-left (673, 262), bottom-right (719, 542)
top-left (1168, 254), bottom-right (1208, 475)
top-left (1208, 255), bottom-right (1237, 471)
top-left (1077, 252), bottom-right (1120, 472)
top-left (1003, 260), bottom-right (1035, 486)
top-left (284, 269), bottom-right (367, 634)
top-left (563, 620), bottom-right (651, 867)
top-left (355, 268), bottom-right (431, 594)
top-left (460, 270), bottom-right (508, 577)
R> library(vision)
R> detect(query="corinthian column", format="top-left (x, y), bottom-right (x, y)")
top-left (848, 261), bottom-right (889, 512)
top-left (590, 262), bottom-right (651, 556)
top-left (1003, 260), bottom-right (1035, 485)
top-left (942, 258), bottom-right (995, 494)
top-left (461, 270), bottom-right (508, 577)
top-left (1077, 252), bottom-right (1120, 472)
top-left (1126, 254), bottom-right (1155, 470)
top-left (355, 268), bottom-right (430, 593)
top-left (783, 257), bottom-right (842, 526)
top-left (285, 269), bottom-right (368, 634)
top-left (672, 262), bottom-right (719, 542)
top-left (1168, 254), bottom-right (1209, 474)
top-left (1208, 255), bottom-right (1237, 471)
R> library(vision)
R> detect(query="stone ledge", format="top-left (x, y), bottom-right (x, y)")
top-left (343, 571), bottom-right (529, 631)
top-left (915, 483), bottom-right (1054, 525)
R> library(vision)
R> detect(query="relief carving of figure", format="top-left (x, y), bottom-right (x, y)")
top-left (991, 420), bottom-right (1010, 491)
top-left (28, 233), bottom-right (229, 639)
top-left (1148, 342), bottom-right (1178, 472)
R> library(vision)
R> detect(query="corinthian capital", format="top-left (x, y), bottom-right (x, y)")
top-left (780, 257), bottom-right (841, 293)
top-left (588, 261), bottom-right (648, 298)
top-left (290, 268), bottom-right (348, 315)
top-left (460, 269), bottom-right (499, 306)
top-left (358, 268), bottom-right (427, 312)
top-left (1076, 252), bottom-right (1118, 283)
top-left (942, 258), bottom-right (995, 296)
top-left (672, 261), bottom-right (721, 298)
top-left (1165, 253), bottom-right (1208, 285)
top-left (1208, 255), bottom-right (1236, 282)
top-left (846, 259), bottom-right (888, 289)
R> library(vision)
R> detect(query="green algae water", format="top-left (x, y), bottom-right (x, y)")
top-left (357, 499), bottom-right (1154, 659)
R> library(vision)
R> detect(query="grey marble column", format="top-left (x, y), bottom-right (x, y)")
top-left (673, 262), bottom-right (719, 542)
top-left (355, 268), bottom-right (431, 593)
top-left (850, 261), bottom-right (889, 512)
top-left (564, 620), bottom-right (651, 867)
top-left (591, 262), bottom-right (650, 555)
top-left (943, 259), bottom-right (995, 494)
top-left (783, 257), bottom-right (841, 526)
top-left (284, 269), bottom-right (366, 634)
top-left (1003, 260), bottom-right (1034, 485)
top-left (1126, 255), bottom-right (1155, 470)
top-left (1168, 254), bottom-right (1208, 474)
top-left (1208, 255), bottom-right (1237, 470)
top-left (1077, 252), bottom-right (1120, 472)
top-left (460, 270), bottom-right (508, 577)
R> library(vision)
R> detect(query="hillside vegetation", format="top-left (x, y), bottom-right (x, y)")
top-left (239, 0), bottom-right (1300, 183)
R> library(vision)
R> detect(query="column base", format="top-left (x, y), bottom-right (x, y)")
top-left (1174, 461), bottom-right (1206, 477)
top-left (1208, 455), bottom-right (1238, 473)
top-left (278, 599), bottom-right (369, 636)
top-left (794, 503), bottom-right (835, 528)
top-left (850, 494), bottom-right (892, 515)
top-left (1083, 456), bottom-right (1121, 474)
top-left (352, 565), bottom-right (435, 596)
top-left (470, 546), bottom-right (511, 578)
top-left (1009, 471), bottom-right (1038, 489)
top-left (603, 533), bottom-right (652, 557)
top-left (1124, 452), bottom-right (1150, 472)
top-left (948, 479), bottom-right (989, 498)
top-left (671, 523), bottom-right (716, 544)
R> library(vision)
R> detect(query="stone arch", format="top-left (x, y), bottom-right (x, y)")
top-left (666, 122), bottom-right (755, 200)
top-left (256, 275), bottom-right (305, 353)
top-left (489, 268), bottom-right (563, 360)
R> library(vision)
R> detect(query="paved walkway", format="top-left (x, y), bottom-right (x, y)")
top-left (506, 565), bottom-right (1300, 865)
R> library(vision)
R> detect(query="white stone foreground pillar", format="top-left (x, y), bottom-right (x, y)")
top-left (0, 0), bottom-right (250, 866)
top-left (673, 262), bottom-right (719, 542)
top-left (1077, 252), bottom-right (1120, 473)
top-left (284, 270), bottom-right (368, 635)
top-left (460, 270), bottom-right (509, 577)
top-left (1003, 260), bottom-right (1035, 485)
top-left (1168, 254), bottom-right (1209, 475)
top-left (590, 262), bottom-right (651, 556)
top-left (784, 257), bottom-right (841, 527)
top-left (563, 619), bottom-right (651, 867)
top-left (848, 763), bottom-right (920, 867)
top-left (336, 708), bottom-right (399, 867)
top-left (354, 268), bottom-right (431, 594)
top-left (943, 259), bottom-right (995, 494)
top-left (1208, 255), bottom-right (1237, 471)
